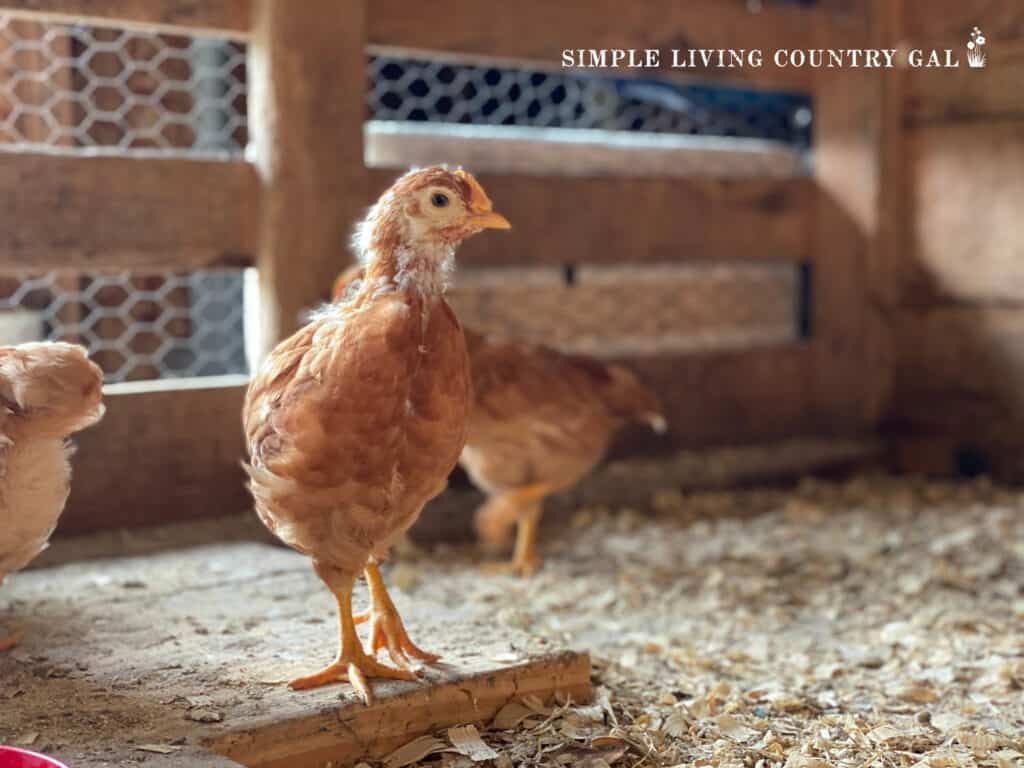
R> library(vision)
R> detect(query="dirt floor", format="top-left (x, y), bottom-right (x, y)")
top-left (2, 473), bottom-right (1023, 767)
top-left (376, 474), bottom-right (1024, 768)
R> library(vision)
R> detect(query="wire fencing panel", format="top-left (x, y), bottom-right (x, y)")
top-left (0, 271), bottom-right (247, 381)
top-left (0, 15), bottom-right (246, 153)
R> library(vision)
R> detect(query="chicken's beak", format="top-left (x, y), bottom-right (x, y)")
top-left (470, 210), bottom-right (511, 230)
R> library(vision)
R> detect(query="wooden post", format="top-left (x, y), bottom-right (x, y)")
top-left (808, 1), bottom-right (891, 436)
top-left (247, 0), bottom-right (367, 364)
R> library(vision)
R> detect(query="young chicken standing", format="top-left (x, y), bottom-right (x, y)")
top-left (332, 271), bottom-right (666, 576)
top-left (244, 167), bottom-right (509, 703)
top-left (0, 342), bottom-right (105, 650)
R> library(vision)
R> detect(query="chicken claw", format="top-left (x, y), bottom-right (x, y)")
top-left (288, 652), bottom-right (415, 704)
top-left (289, 576), bottom-right (415, 704)
top-left (353, 560), bottom-right (439, 669)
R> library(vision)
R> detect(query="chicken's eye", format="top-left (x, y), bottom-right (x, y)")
top-left (430, 192), bottom-right (449, 208)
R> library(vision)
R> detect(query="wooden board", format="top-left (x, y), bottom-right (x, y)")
top-left (901, 0), bottom-right (1024, 48)
top-left (367, 169), bottom-right (813, 269)
top-left (890, 305), bottom-right (1024, 435)
top-left (888, 304), bottom-right (1024, 479)
top-left (62, 376), bottom-right (251, 535)
top-left (0, 0), bottom-right (250, 38)
top-left (449, 262), bottom-right (799, 357)
top-left (0, 541), bottom-right (591, 768)
top-left (905, 120), bottom-right (1024, 304)
top-left (906, 42), bottom-right (1024, 122)
top-left (0, 150), bottom-right (256, 270)
top-left (368, 0), bottom-right (823, 90)
top-left (902, 0), bottom-right (1024, 122)
top-left (628, 344), bottom-right (813, 448)
top-left (366, 122), bottom-right (804, 179)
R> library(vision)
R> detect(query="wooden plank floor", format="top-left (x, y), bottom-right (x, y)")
top-left (0, 542), bottom-right (591, 767)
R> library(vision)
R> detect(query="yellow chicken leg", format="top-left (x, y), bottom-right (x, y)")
top-left (353, 559), bottom-right (439, 669)
top-left (511, 501), bottom-right (544, 576)
top-left (289, 561), bottom-right (416, 704)
top-left (477, 483), bottom-right (550, 576)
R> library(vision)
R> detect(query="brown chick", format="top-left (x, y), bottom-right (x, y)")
top-left (244, 166), bottom-right (509, 702)
top-left (332, 270), bottom-right (666, 576)
top-left (0, 342), bottom-right (105, 650)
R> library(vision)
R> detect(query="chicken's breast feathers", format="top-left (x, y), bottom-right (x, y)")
top-left (244, 291), bottom-right (470, 569)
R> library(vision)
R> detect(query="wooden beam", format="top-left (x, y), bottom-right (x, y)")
top-left (622, 344), bottom-right (815, 449)
top-left (450, 263), bottom-right (798, 358)
top-left (368, 0), bottom-right (821, 90)
top-left (63, 376), bottom-right (251, 535)
top-left (890, 304), bottom-right (1024, 482)
top-left (368, 169), bottom-right (812, 268)
top-left (890, 305), bottom-right (1024, 441)
top-left (906, 42), bottom-right (1024, 123)
top-left (0, 150), bottom-right (256, 270)
top-left (247, 0), bottom-right (368, 364)
top-left (904, 120), bottom-right (1024, 304)
top-left (366, 122), bottom-right (804, 179)
top-left (902, 0), bottom-right (1024, 122)
top-left (902, 0), bottom-right (1024, 48)
top-left (804, 3), bottom-right (883, 437)
top-left (0, 0), bottom-right (250, 38)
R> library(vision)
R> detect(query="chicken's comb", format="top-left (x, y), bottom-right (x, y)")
top-left (454, 168), bottom-right (493, 212)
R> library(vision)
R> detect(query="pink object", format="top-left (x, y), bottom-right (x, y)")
top-left (0, 747), bottom-right (69, 768)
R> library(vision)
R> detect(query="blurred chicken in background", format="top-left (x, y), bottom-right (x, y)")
top-left (333, 267), bottom-right (666, 576)
top-left (0, 342), bottom-right (105, 651)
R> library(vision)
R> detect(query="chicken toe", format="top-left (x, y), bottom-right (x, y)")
top-left (353, 560), bottom-right (439, 668)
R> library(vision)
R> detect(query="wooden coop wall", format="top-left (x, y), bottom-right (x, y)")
top-left (886, 1), bottom-right (1024, 479)
top-left (0, 0), bottom-right (892, 534)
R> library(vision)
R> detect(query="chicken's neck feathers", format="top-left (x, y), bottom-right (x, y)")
top-left (361, 243), bottom-right (454, 301)
top-left (353, 196), bottom-right (454, 300)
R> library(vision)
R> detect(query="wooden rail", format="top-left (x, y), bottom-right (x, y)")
top-left (366, 122), bottom-right (804, 179)
top-left (1, 149), bottom-right (256, 270)
top-left (0, 0), bottom-right (250, 37)
top-left (449, 263), bottom-right (799, 357)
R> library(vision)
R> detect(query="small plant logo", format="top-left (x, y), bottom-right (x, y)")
top-left (967, 26), bottom-right (987, 68)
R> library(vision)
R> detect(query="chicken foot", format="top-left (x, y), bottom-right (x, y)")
top-left (353, 559), bottom-right (439, 669)
top-left (289, 561), bottom-right (415, 704)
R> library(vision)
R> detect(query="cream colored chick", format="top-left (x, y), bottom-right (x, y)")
top-left (0, 342), bottom-right (105, 650)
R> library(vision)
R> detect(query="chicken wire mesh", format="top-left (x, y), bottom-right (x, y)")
top-left (367, 55), bottom-right (812, 146)
top-left (0, 13), bottom-right (810, 382)
top-left (0, 271), bottom-right (247, 382)
top-left (0, 15), bottom-right (246, 152)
